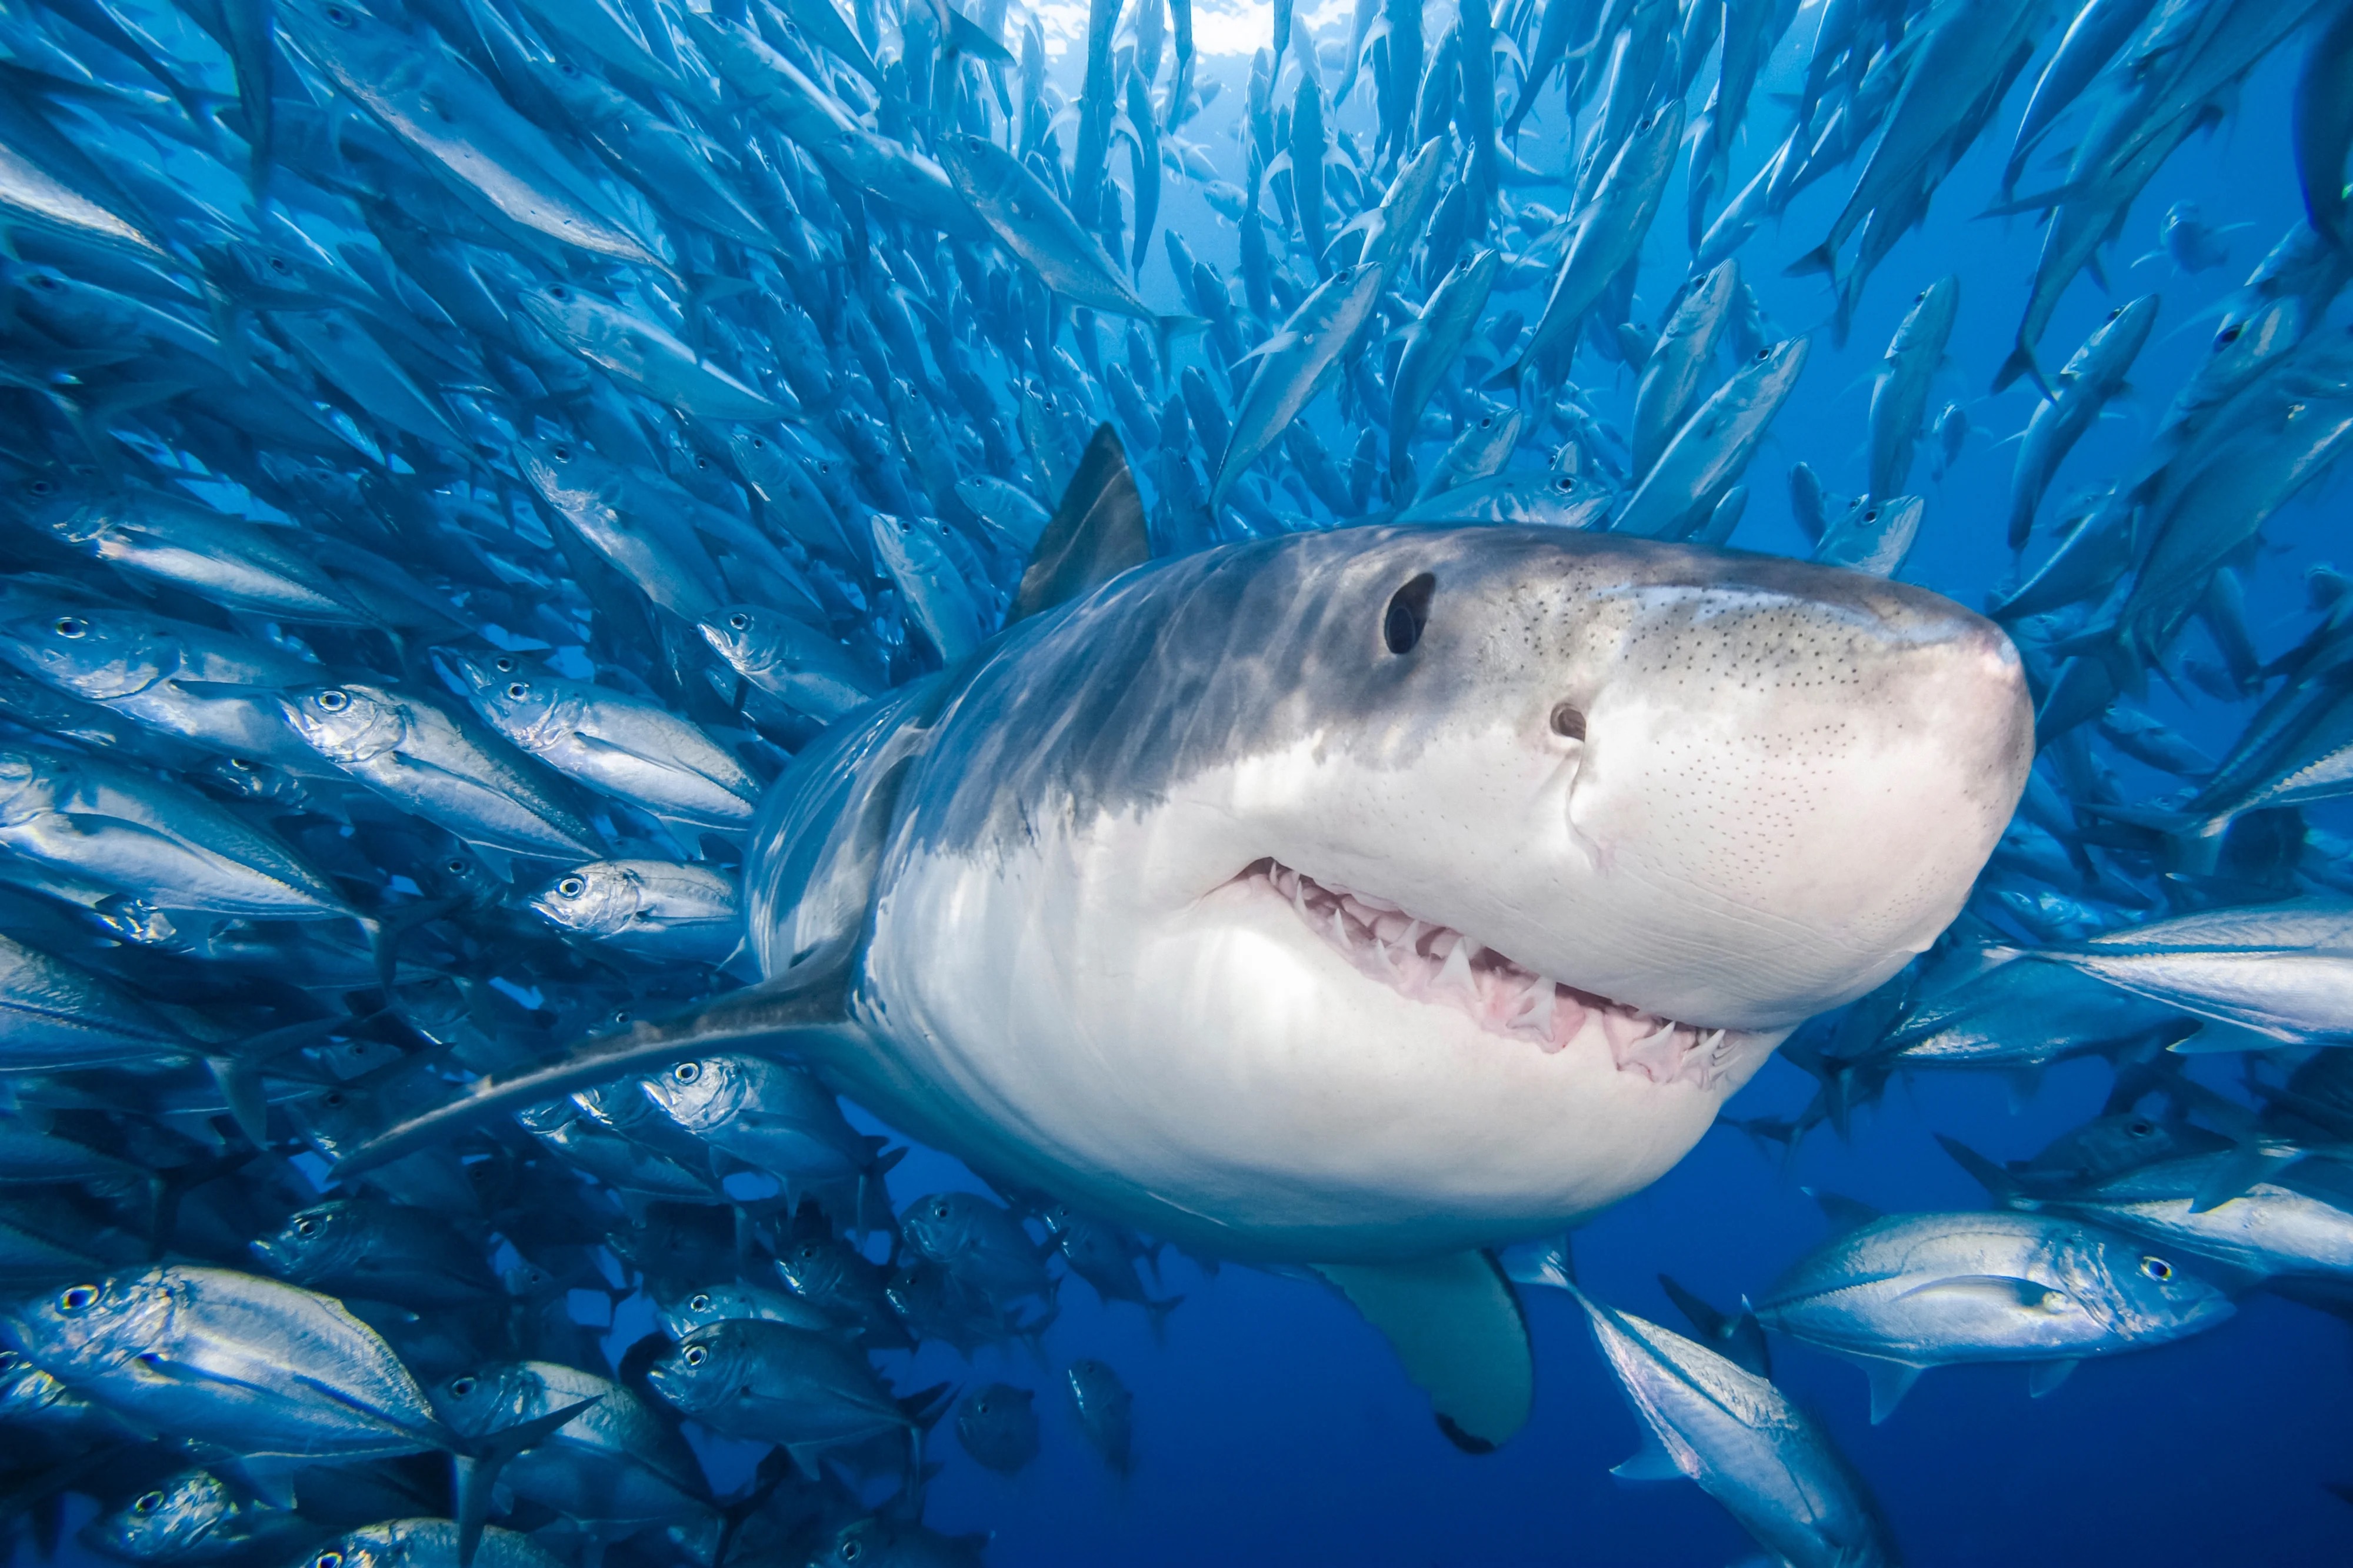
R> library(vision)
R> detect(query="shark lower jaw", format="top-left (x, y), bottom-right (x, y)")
top-left (1237, 857), bottom-right (1745, 1091)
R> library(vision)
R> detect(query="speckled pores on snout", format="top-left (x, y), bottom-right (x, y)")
top-left (1524, 553), bottom-right (2033, 1025)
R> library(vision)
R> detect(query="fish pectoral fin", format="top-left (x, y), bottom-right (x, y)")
top-left (1609, 1432), bottom-right (1687, 1483)
top-left (1859, 1358), bottom-right (1926, 1424)
top-left (1892, 1275), bottom-right (2060, 1309)
top-left (2027, 1358), bottom-right (2081, 1399)
top-left (1312, 1250), bottom-right (1533, 1454)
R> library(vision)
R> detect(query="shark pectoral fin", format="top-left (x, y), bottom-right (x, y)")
top-left (2027, 1358), bottom-right (2080, 1399)
top-left (1313, 1251), bottom-right (1533, 1453)
top-left (1609, 1432), bottom-right (1687, 1482)
top-left (1010, 423), bottom-right (1150, 622)
top-left (1859, 1358), bottom-right (1924, 1424)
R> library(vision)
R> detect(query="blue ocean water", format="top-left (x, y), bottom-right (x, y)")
top-left (1, 1), bottom-right (2350, 1565)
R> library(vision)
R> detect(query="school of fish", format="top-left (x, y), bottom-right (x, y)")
top-left (0, 0), bottom-right (2350, 1562)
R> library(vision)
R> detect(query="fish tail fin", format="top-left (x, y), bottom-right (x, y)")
top-left (1153, 313), bottom-right (1207, 377)
top-left (451, 1396), bottom-right (601, 1565)
top-left (1785, 242), bottom-right (1837, 279)
top-left (1144, 1293), bottom-right (1185, 1345)
top-left (1483, 357), bottom-right (1524, 393)
top-left (1993, 343), bottom-right (2051, 398)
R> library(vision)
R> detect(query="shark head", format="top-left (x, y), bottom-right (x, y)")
top-left (766, 527), bottom-right (2032, 1262)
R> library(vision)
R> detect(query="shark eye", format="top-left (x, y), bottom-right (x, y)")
top-left (1549, 704), bottom-right (1586, 740)
top-left (1382, 574), bottom-right (1434, 655)
top-left (314, 689), bottom-right (349, 712)
top-left (51, 616), bottom-right (85, 638)
top-left (132, 1490), bottom-right (164, 1514)
top-left (58, 1285), bottom-right (98, 1312)
top-left (2140, 1256), bottom-right (2174, 1282)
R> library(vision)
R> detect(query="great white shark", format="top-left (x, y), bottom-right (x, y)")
top-left (346, 430), bottom-right (2032, 1449)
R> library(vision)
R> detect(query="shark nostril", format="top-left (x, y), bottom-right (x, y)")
top-left (1549, 704), bottom-right (1586, 740)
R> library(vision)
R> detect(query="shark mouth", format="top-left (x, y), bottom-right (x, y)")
top-left (1239, 858), bottom-right (1739, 1090)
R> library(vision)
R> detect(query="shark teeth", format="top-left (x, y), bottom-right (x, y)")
top-left (1241, 858), bottom-right (1730, 1089)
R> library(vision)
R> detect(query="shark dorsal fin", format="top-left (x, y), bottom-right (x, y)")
top-left (1011, 423), bottom-right (1149, 623)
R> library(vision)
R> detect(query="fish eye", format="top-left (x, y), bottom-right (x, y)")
top-left (2129, 1119), bottom-right (2154, 1136)
top-left (228, 758), bottom-right (255, 770)
top-left (1549, 703), bottom-right (1586, 740)
top-left (551, 443), bottom-right (574, 461)
top-left (1864, 508), bottom-right (1879, 523)
top-left (132, 1490), bottom-right (164, 1514)
top-left (28, 479), bottom-right (54, 496)
top-left (315, 1552), bottom-right (345, 1568)
top-left (558, 876), bottom-right (585, 898)
top-left (2140, 1256), bottom-right (2174, 1282)
top-left (269, 255), bottom-right (292, 273)
top-left (546, 285), bottom-right (569, 301)
top-left (839, 1542), bottom-right (862, 1563)
top-left (2108, 307), bottom-right (2123, 321)
top-left (798, 1244), bottom-right (819, 1259)
top-left (690, 1293), bottom-right (711, 1310)
top-left (324, 1092), bottom-right (346, 1108)
top-left (2216, 324), bottom-right (2243, 345)
top-left (448, 1376), bottom-right (475, 1397)
top-left (58, 1284), bottom-right (98, 1312)
top-left (931, 1201), bottom-right (951, 1219)
top-left (294, 1216), bottom-right (319, 1237)
top-left (505, 682), bottom-right (529, 699)
top-left (1553, 476), bottom-right (1574, 492)
top-left (728, 612), bottom-right (750, 630)
top-left (1915, 289), bottom-right (1928, 303)
top-left (315, 689), bottom-right (349, 712)
top-left (494, 656), bottom-right (517, 673)
top-left (674, 1062), bottom-right (701, 1083)
top-left (682, 1345), bottom-right (707, 1366)
top-left (1755, 346), bottom-right (1771, 361)
top-left (1382, 573), bottom-right (1434, 656)
top-left (51, 616), bottom-right (85, 638)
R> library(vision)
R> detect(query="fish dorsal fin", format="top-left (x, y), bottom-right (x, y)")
top-left (1312, 1251), bottom-right (1534, 1453)
top-left (1935, 1135), bottom-right (2022, 1202)
top-left (1861, 1358), bottom-right (1924, 1424)
top-left (1011, 423), bottom-right (1149, 623)
top-left (1804, 1187), bottom-right (1884, 1235)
